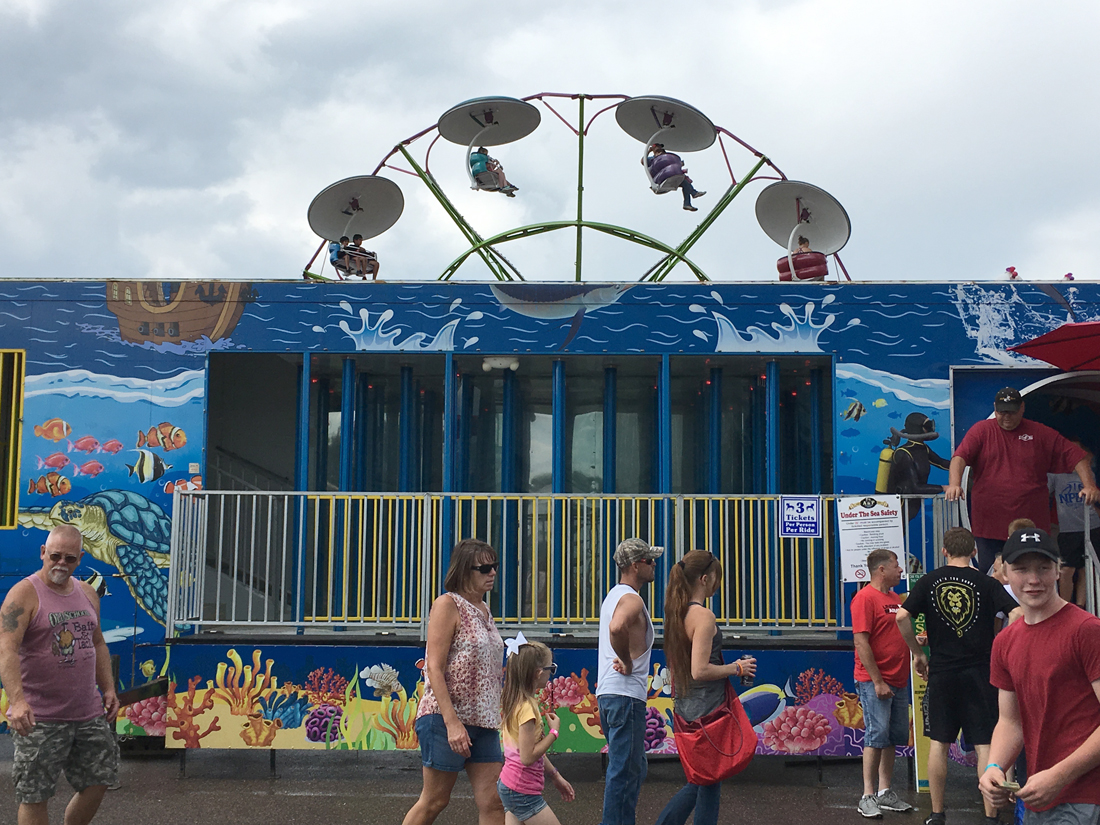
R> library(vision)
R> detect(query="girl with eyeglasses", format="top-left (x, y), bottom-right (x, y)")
top-left (498, 641), bottom-right (575, 825)
top-left (404, 539), bottom-right (506, 825)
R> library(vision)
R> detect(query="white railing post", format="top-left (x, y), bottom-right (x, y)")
top-left (421, 494), bottom-right (433, 641)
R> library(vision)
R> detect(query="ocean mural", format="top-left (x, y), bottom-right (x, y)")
top-left (1, 277), bottom-right (1098, 745)
top-left (157, 644), bottom-right (913, 756)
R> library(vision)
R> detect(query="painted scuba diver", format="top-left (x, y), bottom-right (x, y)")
top-left (876, 412), bottom-right (950, 520)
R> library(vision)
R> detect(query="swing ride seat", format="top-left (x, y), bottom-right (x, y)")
top-left (777, 251), bottom-right (829, 281)
top-left (648, 153), bottom-right (686, 194)
top-left (471, 170), bottom-right (502, 192)
top-left (650, 174), bottom-right (685, 194)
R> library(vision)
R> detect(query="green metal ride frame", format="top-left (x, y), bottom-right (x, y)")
top-left (396, 95), bottom-right (771, 283)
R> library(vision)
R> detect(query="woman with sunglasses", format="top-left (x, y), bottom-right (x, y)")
top-left (405, 539), bottom-right (506, 825)
top-left (657, 549), bottom-right (757, 825)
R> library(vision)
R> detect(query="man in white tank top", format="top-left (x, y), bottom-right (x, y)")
top-left (596, 538), bottom-right (663, 825)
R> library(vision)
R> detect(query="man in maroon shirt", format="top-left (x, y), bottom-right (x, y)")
top-left (946, 387), bottom-right (1099, 573)
top-left (980, 528), bottom-right (1100, 824)
top-left (853, 549), bottom-right (914, 818)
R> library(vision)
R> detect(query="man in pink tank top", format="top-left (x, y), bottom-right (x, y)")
top-left (0, 524), bottom-right (119, 825)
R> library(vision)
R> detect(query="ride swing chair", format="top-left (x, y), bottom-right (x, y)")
top-left (301, 93), bottom-right (853, 284)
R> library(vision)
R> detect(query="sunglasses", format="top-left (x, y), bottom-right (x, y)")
top-left (48, 552), bottom-right (80, 565)
top-left (472, 562), bottom-right (499, 574)
top-left (638, 558), bottom-right (656, 566)
top-left (541, 663), bottom-right (558, 675)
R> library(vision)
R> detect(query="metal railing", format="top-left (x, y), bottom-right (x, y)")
top-left (167, 491), bottom-right (963, 638)
top-left (1084, 509), bottom-right (1099, 617)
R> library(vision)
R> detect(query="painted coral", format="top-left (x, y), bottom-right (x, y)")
top-left (793, 669), bottom-right (845, 705)
top-left (208, 649), bottom-right (277, 716)
top-left (241, 712), bottom-right (282, 746)
top-left (643, 706), bottom-right (669, 751)
top-left (167, 676), bottom-right (221, 747)
top-left (762, 706), bottom-right (832, 753)
top-left (371, 692), bottom-right (418, 749)
top-left (126, 695), bottom-right (168, 736)
top-left (258, 690), bottom-right (311, 729)
top-left (833, 692), bottom-right (864, 730)
top-left (293, 668), bottom-right (350, 707)
top-left (305, 704), bottom-right (343, 744)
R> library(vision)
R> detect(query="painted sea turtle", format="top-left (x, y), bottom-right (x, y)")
top-left (19, 490), bottom-right (170, 625)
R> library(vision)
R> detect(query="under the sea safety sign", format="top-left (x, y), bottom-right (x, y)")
top-left (779, 496), bottom-right (822, 538)
top-left (836, 495), bottom-right (906, 582)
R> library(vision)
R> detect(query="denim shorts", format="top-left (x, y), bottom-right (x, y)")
top-left (497, 779), bottom-right (548, 821)
top-left (856, 680), bottom-right (910, 749)
top-left (415, 714), bottom-right (502, 772)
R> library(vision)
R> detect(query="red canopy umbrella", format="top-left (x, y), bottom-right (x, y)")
top-left (1007, 321), bottom-right (1100, 371)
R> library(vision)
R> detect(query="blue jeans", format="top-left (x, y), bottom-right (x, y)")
top-left (855, 680), bottom-right (910, 749)
top-left (599, 694), bottom-right (648, 825)
top-left (655, 780), bottom-right (721, 825)
top-left (681, 180), bottom-right (699, 207)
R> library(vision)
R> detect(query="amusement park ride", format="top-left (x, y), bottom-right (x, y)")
top-left (304, 93), bottom-right (852, 284)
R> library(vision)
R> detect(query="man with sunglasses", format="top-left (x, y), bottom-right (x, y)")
top-left (0, 525), bottom-right (119, 825)
top-left (597, 538), bottom-right (664, 825)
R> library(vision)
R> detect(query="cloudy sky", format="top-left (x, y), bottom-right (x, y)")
top-left (2, 0), bottom-right (1098, 284)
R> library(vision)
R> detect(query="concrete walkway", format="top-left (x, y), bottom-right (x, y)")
top-left (0, 738), bottom-right (997, 824)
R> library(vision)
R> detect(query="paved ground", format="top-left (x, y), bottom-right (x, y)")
top-left (0, 737), bottom-right (996, 825)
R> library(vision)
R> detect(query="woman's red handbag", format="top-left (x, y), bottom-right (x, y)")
top-left (672, 681), bottom-right (758, 785)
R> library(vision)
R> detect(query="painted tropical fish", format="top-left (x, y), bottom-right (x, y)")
top-left (871, 399), bottom-right (888, 408)
top-left (36, 453), bottom-right (71, 471)
top-left (67, 435), bottom-right (100, 453)
top-left (99, 439), bottom-right (124, 454)
top-left (82, 570), bottom-right (111, 598)
top-left (490, 283), bottom-right (633, 350)
top-left (137, 422), bottom-right (187, 452)
top-left (164, 475), bottom-right (203, 494)
top-left (140, 660), bottom-right (157, 679)
top-left (74, 460), bottom-right (105, 478)
top-left (28, 472), bottom-right (72, 496)
top-left (126, 450), bottom-right (171, 483)
top-left (842, 401), bottom-right (866, 422)
top-left (34, 418), bottom-right (72, 442)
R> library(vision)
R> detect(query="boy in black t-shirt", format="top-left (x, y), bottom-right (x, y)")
top-left (896, 527), bottom-right (1021, 825)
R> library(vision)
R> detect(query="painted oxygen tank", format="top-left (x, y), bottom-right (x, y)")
top-left (875, 443), bottom-right (895, 493)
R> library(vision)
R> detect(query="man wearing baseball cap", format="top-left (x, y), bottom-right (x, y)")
top-left (946, 387), bottom-right (1099, 572)
top-left (980, 528), bottom-right (1100, 823)
top-left (596, 538), bottom-right (664, 825)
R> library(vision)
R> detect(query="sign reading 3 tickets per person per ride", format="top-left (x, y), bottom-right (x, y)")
top-left (779, 496), bottom-right (823, 538)
top-left (836, 495), bottom-right (906, 583)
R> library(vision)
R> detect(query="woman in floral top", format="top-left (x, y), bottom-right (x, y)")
top-left (403, 539), bottom-right (506, 825)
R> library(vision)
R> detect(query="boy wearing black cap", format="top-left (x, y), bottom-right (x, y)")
top-left (980, 528), bottom-right (1100, 824)
top-left (946, 388), bottom-right (1099, 573)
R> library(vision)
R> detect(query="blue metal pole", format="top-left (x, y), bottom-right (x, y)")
top-left (314, 378), bottom-right (330, 492)
top-left (293, 355), bottom-right (311, 625)
top-left (552, 360), bottom-right (566, 494)
top-left (766, 360), bottom-right (780, 494)
top-left (399, 366), bottom-right (414, 492)
top-left (502, 371), bottom-right (517, 493)
top-left (603, 367), bottom-right (617, 494)
top-left (708, 367), bottom-right (722, 494)
top-left (659, 355), bottom-right (671, 496)
top-left (441, 355), bottom-right (456, 580)
top-left (354, 374), bottom-right (368, 491)
top-left (340, 358), bottom-right (355, 492)
top-left (810, 368), bottom-right (822, 494)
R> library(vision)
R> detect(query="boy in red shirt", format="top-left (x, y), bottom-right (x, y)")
top-left (980, 528), bottom-right (1100, 825)
top-left (853, 548), bottom-right (914, 819)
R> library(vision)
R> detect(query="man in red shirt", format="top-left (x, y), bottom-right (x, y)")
top-left (853, 549), bottom-right (914, 819)
top-left (946, 387), bottom-right (1098, 573)
top-left (980, 528), bottom-right (1100, 825)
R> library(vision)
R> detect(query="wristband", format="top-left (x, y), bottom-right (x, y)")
top-left (548, 728), bottom-right (559, 738)
top-left (986, 763), bottom-right (1002, 773)
top-left (735, 662), bottom-right (742, 676)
